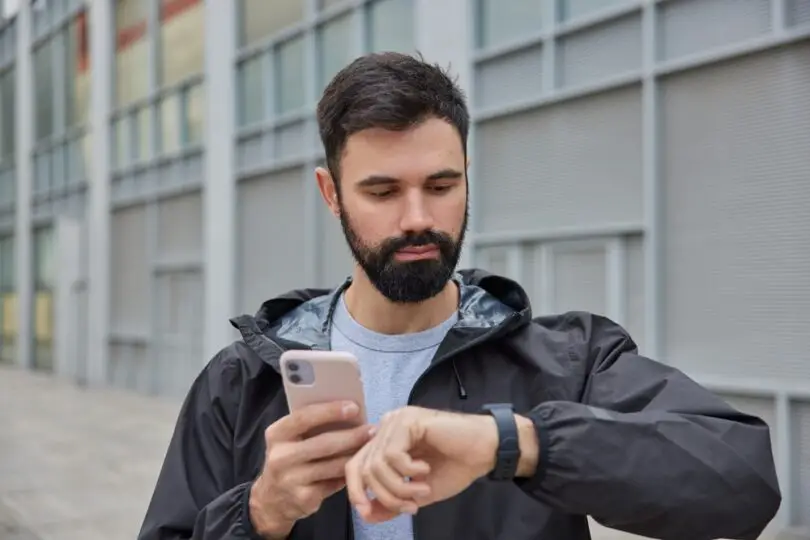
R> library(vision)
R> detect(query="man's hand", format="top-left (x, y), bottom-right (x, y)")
top-left (250, 401), bottom-right (373, 538)
top-left (345, 406), bottom-right (538, 524)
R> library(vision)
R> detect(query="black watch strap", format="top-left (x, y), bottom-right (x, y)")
top-left (480, 403), bottom-right (520, 481)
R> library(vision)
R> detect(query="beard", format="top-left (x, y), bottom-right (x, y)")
top-left (339, 204), bottom-right (467, 304)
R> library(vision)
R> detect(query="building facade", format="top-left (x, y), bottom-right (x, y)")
top-left (0, 0), bottom-right (808, 533)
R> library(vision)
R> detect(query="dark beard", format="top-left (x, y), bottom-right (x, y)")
top-left (339, 204), bottom-right (467, 304)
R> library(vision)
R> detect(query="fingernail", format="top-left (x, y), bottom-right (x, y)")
top-left (342, 402), bottom-right (359, 417)
top-left (368, 426), bottom-right (378, 436)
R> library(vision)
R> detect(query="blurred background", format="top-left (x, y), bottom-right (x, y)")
top-left (0, 0), bottom-right (809, 538)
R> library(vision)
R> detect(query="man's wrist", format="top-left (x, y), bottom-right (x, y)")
top-left (514, 414), bottom-right (539, 478)
top-left (249, 480), bottom-right (291, 540)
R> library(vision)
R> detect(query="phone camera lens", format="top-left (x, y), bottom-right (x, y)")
top-left (289, 373), bottom-right (302, 384)
top-left (287, 362), bottom-right (299, 372)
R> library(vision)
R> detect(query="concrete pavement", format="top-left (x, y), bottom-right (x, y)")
top-left (0, 364), bottom-right (789, 540)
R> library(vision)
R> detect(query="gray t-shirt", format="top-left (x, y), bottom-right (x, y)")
top-left (330, 294), bottom-right (458, 540)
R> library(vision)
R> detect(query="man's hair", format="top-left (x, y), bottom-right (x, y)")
top-left (316, 52), bottom-right (470, 186)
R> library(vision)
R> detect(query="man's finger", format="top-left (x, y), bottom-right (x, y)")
top-left (295, 454), bottom-right (353, 484)
top-left (368, 452), bottom-right (429, 506)
top-left (345, 443), bottom-right (373, 513)
top-left (268, 401), bottom-right (360, 441)
top-left (296, 424), bottom-right (372, 462)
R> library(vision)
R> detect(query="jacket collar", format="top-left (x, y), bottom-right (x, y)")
top-left (230, 269), bottom-right (533, 369)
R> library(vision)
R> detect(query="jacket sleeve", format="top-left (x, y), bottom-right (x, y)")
top-left (137, 351), bottom-right (264, 540)
top-left (517, 313), bottom-right (782, 540)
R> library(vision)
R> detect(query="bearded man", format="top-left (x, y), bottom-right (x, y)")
top-left (138, 52), bottom-right (780, 540)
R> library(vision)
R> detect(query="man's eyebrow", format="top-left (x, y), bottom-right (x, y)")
top-left (356, 175), bottom-right (399, 188)
top-left (427, 168), bottom-right (464, 181)
top-left (356, 169), bottom-right (464, 188)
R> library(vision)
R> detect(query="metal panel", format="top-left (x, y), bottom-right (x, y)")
top-left (237, 168), bottom-right (307, 313)
top-left (474, 85), bottom-right (643, 233)
top-left (275, 120), bottom-right (308, 159)
top-left (660, 43), bottom-right (810, 380)
top-left (786, 0), bottom-right (810, 27)
top-left (557, 13), bottom-right (642, 89)
top-left (794, 401), bottom-right (810, 526)
top-left (317, 202), bottom-right (354, 288)
top-left (154, 269), bottom-right (204, 399)
top-left (156, 191), bottom-right (203, 262)
top-left (476, 245), bottom-right (510, 277)
top-left (552, 243), bottom-right (607, 316)
top-left (559, 0), bottom-right (634, 23)
top-left (110, 205), bottom-right (150, 335)
top-left (474, 45), bottom-right (543, 109)
top-left (475, 0), bottom-right (544, 49)
top-left (657, 0), bottom-right (772, 61)
top-left (624, 234), bottom-right (646, 354)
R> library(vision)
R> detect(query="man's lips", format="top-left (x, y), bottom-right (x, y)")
top-left (395, 245), bottom-right (440, 260)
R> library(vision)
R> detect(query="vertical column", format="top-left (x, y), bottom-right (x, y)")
top-left (414, 0), bottom-right (474, 268)
top-left (14, 1), bottom-right (33, 369)
top-left (202, 0), bottom-right (237, 360)
top-left (86, 0), bottom-right (113, 385)
top-left (641, 0), bottom-right (663, 362)
top-left (303, 0), bottom-right (321, 287)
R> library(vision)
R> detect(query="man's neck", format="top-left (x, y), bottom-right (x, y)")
top-left (343, 271), bottom-right (459, 335)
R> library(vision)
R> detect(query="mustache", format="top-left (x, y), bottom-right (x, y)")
top-left (378, 230), bottom-right (454, 257)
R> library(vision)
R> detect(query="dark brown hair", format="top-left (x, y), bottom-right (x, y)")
top-left (316, 52), bottom-right (470, 186)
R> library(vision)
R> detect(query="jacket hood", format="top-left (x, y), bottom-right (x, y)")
top-left (230, 268), bottom-right (533, 363)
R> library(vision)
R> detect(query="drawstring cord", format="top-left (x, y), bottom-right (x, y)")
top-left (452, 360), bottom-right (468, 400)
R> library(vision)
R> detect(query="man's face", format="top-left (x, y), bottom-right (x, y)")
top-left (321, 118), bottom-right (468, 303)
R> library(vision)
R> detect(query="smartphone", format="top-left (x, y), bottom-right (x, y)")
top-left (280, 350), bottom-right (368, 436)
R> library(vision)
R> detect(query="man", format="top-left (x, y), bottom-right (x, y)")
top-left (138, 52), bottom-right (781, 540)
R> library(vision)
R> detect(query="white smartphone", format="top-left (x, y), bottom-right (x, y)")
top-left (280, 350), bottom-right (368, 436)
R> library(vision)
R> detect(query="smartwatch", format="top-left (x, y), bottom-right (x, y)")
top-left (480, 403), bottom-right (521, 481)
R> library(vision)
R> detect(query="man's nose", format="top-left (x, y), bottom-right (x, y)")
top-left (399, 192), bottom-right (434, 233)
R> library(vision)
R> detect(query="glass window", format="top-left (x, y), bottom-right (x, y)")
top-left (316, 13), bottom-right (356, 92)
top-left (276, 36), bottom-right (305, 115)
top-left (183, 83), bottom-right (204, 147)
top-left (0, 236), bottom-right (16, 365)
top-left (34, 227), bottom-right (54, 289)
top-left (160, 93), bottom-right (180, 155)
top-left (240, 0), bottom-right (304, 47)
top-left (0, 68), bottom-right (15, 165)
top-left (477, 0), bottom-right (543, 49)
top-left (33, 41), bottom-right (53, 141)
top-left (237, 55), bottom-right (264, 127)
top-left (0, 236), bottom-right (13, 291)
top-left (368, 0), bottom-right (414, 53)
top-left (135, 105), bottom-right (152, 161)
top-left (116, 0), bottom-right (149, 105)
top-left (160, 0), bottom-right (204, 87)
top-left (66, 10), bottom-right (91, 128)
top-left (114, 115), bottom-right (129, 169)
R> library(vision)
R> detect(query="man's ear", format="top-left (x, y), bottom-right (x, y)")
top-left (315, 166), bottom-right (340, 218)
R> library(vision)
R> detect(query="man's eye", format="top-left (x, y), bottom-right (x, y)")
top-left (370, 190), bottom-right (394, 198)
top-left (429, 185), bottom-right (453, 193)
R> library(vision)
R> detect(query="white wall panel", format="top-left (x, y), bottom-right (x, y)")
top-left (110, 205), bottom-right (149, 335)
top-left (657, 0), bottom-right (771, 61)
top-left (661, 43), bottom-right (810, 381)
top-left (237, 168), bottom-right (307, 314)
top-left (156, 191), bottom-right (203, 263)
top-left (475, 86), bottom-right (643, 233)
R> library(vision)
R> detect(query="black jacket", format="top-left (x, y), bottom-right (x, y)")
top-left (138, 270), bottom-right (781, 540)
